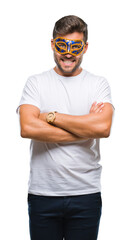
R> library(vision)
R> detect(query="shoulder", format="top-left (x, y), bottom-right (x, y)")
top-left (83, 70), bottom-right (107, 82)
top-left (28, 69), bottom-right (51, 81)
top-left (83, 70), bottom-right (109, 88)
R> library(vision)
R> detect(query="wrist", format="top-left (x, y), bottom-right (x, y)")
top-left (46, 111), bottom-right (57, 124)
top-left (39, 113), bottom-right (48, 122)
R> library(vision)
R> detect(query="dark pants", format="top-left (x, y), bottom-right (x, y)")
top-left (28, 192), bottom-right (102, 240)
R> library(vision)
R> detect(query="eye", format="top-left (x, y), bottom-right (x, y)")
top-left (72, 44), bottom-right (81, 50)
top-left (57, 43), bottom-right (66, 49)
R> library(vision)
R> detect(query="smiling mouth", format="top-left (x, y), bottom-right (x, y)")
top-left (61, 57), bottom-right (76, 65)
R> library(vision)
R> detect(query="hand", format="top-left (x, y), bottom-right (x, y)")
top-left (90, 102), bottom-right (104, 114)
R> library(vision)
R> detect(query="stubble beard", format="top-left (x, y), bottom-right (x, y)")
top-left (53, 51), bottom-right (83, 75)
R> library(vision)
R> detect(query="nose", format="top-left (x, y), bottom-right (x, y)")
top-left (64, 53), bottom-right (73, 58)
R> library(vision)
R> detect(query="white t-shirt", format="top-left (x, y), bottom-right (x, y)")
top-left (17, 68), bottom-right (113, 196)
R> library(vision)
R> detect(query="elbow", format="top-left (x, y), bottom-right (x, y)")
top-left (102, 124), bottom-right (111, 138)
top-left (21, 129), bottom-right (27, 138)
top-left (20, 125), bottom-right (29, 138)
top-left (103, 128), bottom-right (110, 138)
top-left (92, 123), bottom-right (111, 138)
top-left (78, 122), bottom-right (112, 138)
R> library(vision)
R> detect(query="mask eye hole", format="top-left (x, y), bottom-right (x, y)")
top-left (57, 42), bottom-right (67, 49)
top-left (72, 44), bottom-right (82, 50)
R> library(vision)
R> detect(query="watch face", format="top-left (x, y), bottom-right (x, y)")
top-left (47, 112), bottom-right (55, 123)
top-left (48, 113), bottom-right (53, 120)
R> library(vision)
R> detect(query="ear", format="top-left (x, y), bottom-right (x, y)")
top-left (84, 42), bottom-right (88, 54)
top-left (51, 39), bottom-right (54, 50)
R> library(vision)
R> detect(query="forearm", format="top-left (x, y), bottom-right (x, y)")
top-left (53, 104), bottom-right (113, 138)
top-left (53, 113), bottom-right (104, 138)
top-left (21, 117), bottom-right (87, 143)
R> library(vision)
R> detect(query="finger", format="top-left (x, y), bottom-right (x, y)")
top-left (95, 103), bottom-right (104, 113)
top-left (90, 102), bottom-right (97, 113)
top-left (92, 102), bottom-right (104, 113)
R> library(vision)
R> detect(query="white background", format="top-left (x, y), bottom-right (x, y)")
top-left (0, 0), bottom-right (131, 239)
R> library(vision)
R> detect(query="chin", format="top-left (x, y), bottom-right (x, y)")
top-left (54, 51), bottom-right (83, 76)
top-left (59, 66), bottom-right (79, 75)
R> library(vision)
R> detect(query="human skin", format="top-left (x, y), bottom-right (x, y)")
top-left (19, 32), bottom-right (113, 141)
top-left (20, 102), bottom-right (105, 143)
top-left (39, 102), bottom-right (113, 139)
top-left (51, 32), bottom-right (88, 77)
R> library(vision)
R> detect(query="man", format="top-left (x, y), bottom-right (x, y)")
top-left (17, 15), bottom-right (114, 240)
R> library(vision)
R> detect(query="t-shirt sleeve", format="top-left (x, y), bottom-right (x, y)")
top-left (94, 77), bottom-right (113, 105)
top-left (16, 76), bottom-right (40, 113)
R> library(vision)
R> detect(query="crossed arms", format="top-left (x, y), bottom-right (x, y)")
top-left (19, 102), bottom-right (114, 143)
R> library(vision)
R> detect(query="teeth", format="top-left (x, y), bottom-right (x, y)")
top-left (63, 60), bottom-right (74, 63)
top-left (64, 61), bottom-right (72, 63)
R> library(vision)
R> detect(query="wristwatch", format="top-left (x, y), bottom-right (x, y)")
top-left (46, 111), bottom-right (57, 124)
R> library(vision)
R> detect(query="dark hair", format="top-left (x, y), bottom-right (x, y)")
top-left (53, 15), bottom-right (88, 43)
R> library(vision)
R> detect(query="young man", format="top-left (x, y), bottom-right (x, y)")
top-left (17, 15), bottom-right (114, 240)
